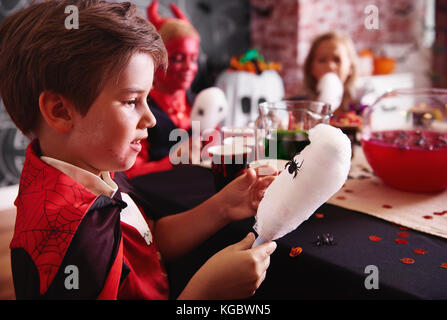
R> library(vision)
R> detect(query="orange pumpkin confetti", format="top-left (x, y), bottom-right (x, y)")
top-left (289, 247), bottom-right (303, 257)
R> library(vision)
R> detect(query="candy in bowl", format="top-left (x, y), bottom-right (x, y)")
top-left (361, 88), bottom-right (447, 193)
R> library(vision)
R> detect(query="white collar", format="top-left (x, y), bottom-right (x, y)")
top-left (40, 156), bottom-right (118, 198)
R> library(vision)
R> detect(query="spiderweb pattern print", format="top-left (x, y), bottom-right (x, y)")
top-left (11, 142), bottom-right (97, 294)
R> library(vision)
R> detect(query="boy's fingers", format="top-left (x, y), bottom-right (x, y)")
top-left (255, 270), bottom-right (268, 290)
top-left (255, 165), bottom-right (277, 177)
top-left (257, 175), bottom-right (275, 188)
top-left (252, 241), bottom-right (277, 257)
top-left (233, 232), bottom-right (255, 250)
top-left (246, 168), bottom-right (257, 180)
top-left (235, 168), bottom-right (256, 188)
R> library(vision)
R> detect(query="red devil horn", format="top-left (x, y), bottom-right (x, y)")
top-left (147, 0), bottom-right (165, 29)
top-left (169, 3), bottom-right (190, 22)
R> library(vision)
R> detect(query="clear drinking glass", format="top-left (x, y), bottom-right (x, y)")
top-left (255, 100), bottom-right (332, 162)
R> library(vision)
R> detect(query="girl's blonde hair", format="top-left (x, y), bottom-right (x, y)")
top-left (303, 31), bottom-right (358, 112)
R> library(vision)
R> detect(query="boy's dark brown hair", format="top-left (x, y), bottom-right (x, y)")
top-left (0, 0), bottom-right (167, 135)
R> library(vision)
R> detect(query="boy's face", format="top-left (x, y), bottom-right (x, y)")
top-left (68, 52), bottom-right (156, 175)
top-left (311, 39), bottom-right (352, 84)
top-left (156, 36), bottom-right (199, 93)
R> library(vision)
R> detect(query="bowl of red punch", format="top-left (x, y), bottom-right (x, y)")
top-left (361, 88), bottom-right (447, 193)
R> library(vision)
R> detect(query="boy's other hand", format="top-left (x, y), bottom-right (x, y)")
top-left (179, 233), bottom-right (277, 300)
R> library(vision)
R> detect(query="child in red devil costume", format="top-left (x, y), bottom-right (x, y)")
top-left (125, 1), bottom-right (201, 178)
top-left (0, 0), bottom-right (276, 299)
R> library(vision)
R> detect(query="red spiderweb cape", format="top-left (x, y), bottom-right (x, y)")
top-left (10, 140), bottom-right (99, 295)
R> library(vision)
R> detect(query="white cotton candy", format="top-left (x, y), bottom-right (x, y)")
top-left (253, 123), bottom-right (351, 243)
top-left (317, 72), bottom-right (344, 112)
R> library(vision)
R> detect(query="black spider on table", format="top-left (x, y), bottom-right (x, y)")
top-left (315, 233), bottom-right (336, 246)
top-left (284, 158), bottom-right (304, 179)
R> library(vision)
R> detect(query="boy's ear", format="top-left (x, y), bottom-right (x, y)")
top-left (38, 91), bottom-right (75, 134)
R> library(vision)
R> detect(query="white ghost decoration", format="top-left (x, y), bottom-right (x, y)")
top-left (215, 70), bottom-right (285, 127)
top-left (252, 124), bottom-right (351, 247)
top-left (317, 72), bottom-right (344, 112)
top-left (191, 87), bottom-right (228, 133)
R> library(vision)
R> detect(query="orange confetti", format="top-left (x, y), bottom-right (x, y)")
top-left (441, 263), bottom-right (447, 269)
top-left (413, 248), bottom-right (427, 255)
top-left (289, 247), bottom-right (303, 257)
top-left (400, 258), bottom-right (415, 264)
top-left (395, 238), bottom-right (408, 244)
top-left (369, 235), bottom-right (382, 242)
top-left (315, 213), bottom-right (324, 219)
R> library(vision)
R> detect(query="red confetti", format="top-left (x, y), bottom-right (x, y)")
top-left (397, 232), bottom-right (409, 238)
top-left (413, 248), bottom-right (428, 255)
top-left (344, 189), bottom-right (354, 193)
top-left (441, 263), bottom-right (447, 269)
top-left (434, 211), bottom-right (446, 216)
top-left (395, 238), bottom-right (408, 244)
top-left (369, 235), bottom-right (382, 242)
top-left (336, 196), bottom-right (346, 200)
top-left (382, 204), bottom-right (392, 209)
top-left (423, 215), bottom-right (433, 219)
top-left (315, 213), bottom-right (324, 219)
top-left (400, 258), bottom-right (415, 264)
top-left (289, 247), bottom-right (303, 257)
top-left (399, 227), bottom-right (409, 231)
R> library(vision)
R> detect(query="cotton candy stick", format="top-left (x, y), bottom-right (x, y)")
top-left (252, 124), bottom-right (351, 247)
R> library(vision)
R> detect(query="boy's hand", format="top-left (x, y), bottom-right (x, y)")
top-left (179, 233), bottom-right (277, 300)
top-left (219, 166), bottom-right (277, 222)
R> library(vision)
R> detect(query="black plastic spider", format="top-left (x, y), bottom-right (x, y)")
top-left (315, 233), bottom-right (336, 246)
top-left (284, 158), bottom-right (304, 178)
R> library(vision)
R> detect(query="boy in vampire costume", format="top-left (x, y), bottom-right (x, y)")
top-left (0, 0), bottom-right (277, 300)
